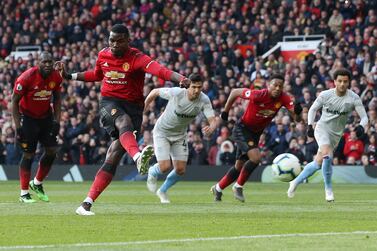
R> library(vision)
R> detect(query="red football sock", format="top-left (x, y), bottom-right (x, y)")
top-left (19, 157), bottom-right (33, 190)
top-left (236, 160), bottom-right (258, 186)
top-left (218, 166), bottom-right (240, 190)
top-left (236, 167), bottom-right (252, 186)
top-left (87, 169), bottom-right (113, 201)
top-left (19, 168), bottom-right (31, 190)
top-left (35, 164), bottom-right (52, 182)
top-left (119, 131), bottom-right (140, 158)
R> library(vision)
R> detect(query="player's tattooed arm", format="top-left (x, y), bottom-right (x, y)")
top-left (170, 72), bottom-right (191, 88)
top-left (55, 61), bottom-right (103, 81)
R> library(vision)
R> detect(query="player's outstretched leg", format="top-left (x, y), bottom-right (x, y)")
top-left (322, 155), bottom-right (334, 202)
top-left (136, 145), bottom-right (154, 175)
top-left (287, 160), bottom-right (320, 198)
top-left (76, 163), bottom-right (116, 216)
top-left (232, 160), bottom-right (258, 202)
top-left (211, 166), bottom-right (240, 202)
top-left (156, 169), bottom-right (182, 203)
top-left (147, 163), bottom-right (161, 193)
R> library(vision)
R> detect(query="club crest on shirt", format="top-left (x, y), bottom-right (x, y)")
top-left (275, 102), bottom-right (281, 109)
top-left (122, 62), bottom-right (130, 72)
top-left (111, 109), bottom-right (117, 116)
top-left (48, 81), bottom-right (56, 89)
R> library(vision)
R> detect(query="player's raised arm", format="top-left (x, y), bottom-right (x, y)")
top-left (220, 88), bottom-right (248, 121)
top-left (135, 53), bottom-right (191, 87)
top-left (55, 59), bottom-right (104, 82)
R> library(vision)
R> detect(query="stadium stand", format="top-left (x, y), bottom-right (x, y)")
top-left (0, 0), bottom-right (376, 166)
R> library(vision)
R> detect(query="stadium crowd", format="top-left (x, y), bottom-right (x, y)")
top-left (0, 0), bottom-right (376, 167)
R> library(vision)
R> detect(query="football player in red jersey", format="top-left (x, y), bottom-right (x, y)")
top-left (12, 51), bottom-right (62, 203)
top-left (57, 24), bottom-right (190, 215)
top-left (211, 73), bottom-right (303, 202)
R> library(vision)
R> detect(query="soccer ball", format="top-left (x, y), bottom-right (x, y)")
top-left (271, 153), bottom-right (302, 182)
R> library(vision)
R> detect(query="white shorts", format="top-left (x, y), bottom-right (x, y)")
top-left (153, 133), bottom-right (189, 161)
top-left (314, 124), bottom-right (341, 150)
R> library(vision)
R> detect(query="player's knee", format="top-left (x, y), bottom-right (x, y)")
top-left (23, 152), bottom-right (35, 160)
top-left (45, 148), bottom-right (57, 156)
top-left (115, 115), bottom-right (134, 134)
top-left (159, 163), bottom-right (171, 173)
top-left (175, 168), bottom-right (186, 176)
top-left (41, 153), bottom-right (56, 166)
top-left (20, 156), bottom-right (34, 170)
top-left (101, 162), bottom-right (117, 175)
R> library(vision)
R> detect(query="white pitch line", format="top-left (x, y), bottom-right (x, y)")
top-left (1, 231), bottom-right (377, 250)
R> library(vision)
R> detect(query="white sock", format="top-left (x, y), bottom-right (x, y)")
top-left (215, 183), bottom-right (222, 192)
top-left (83, 197), bottom-right (93, 204)
top-left (133, 152), bottom-right (141, 162)
top-left (234, 182), bottom-right (243, 188)
top-left (21, 190), bottom-right (29, 196)
top-left (33, 177), bottom-right (42, 185)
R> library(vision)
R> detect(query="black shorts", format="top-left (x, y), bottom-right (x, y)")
top-left (231, 120), bottom-right (262, 160)
top-left (20, 114), bottom-right (57, 153)
top-left (99, 97), bottom-right (143, 140)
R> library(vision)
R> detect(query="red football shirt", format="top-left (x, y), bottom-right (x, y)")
top-left (91, 47), bottom-right (168, 104)
top-left (240, 88), bottom-right (294, 132)
top-left (13, 67), bottom-right (62, 118)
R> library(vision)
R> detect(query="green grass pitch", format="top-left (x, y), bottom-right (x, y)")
top-left (0, 181), bottom-right (377, 250)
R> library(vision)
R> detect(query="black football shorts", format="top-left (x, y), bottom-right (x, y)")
top-left (99, 97), bottom-right (143, 140)
top-left (20, 114), bottom-right (57, 153)
top-left (231, 120), bottom-right (262, 160)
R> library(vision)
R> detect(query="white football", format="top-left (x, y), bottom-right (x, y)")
top-left (271, 153), bottom-right (302, 182)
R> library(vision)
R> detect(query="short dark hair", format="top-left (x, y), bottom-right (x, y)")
top-left (188, 73), bottom-right (202, 83)
top-left (333, 68), bottom-right (351, 80)
top-left (270, 73), bottom-right (285, 82)
top-left (111, 24), bottom-right (130, 37)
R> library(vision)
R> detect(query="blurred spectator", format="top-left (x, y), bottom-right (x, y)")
top-left (344, 130), bottom-right (365, 164)
top-left (189, 140), bottom-right (208, 165)
top-left (219, 140), bottom-right (236, 166)
top-left (287, 137), bottom-right (306, 165)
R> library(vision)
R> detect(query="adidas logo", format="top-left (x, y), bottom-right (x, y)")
top-left (0, 165), bottom-right (7, 181)
top-left (63, 165), bottom-right (83, 182)
top-left (103, 62), bottom-right (109, 67)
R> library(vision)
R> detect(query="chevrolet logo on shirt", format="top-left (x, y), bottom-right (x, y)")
top-left (105, 71), bottom-right (125, 79)
top-left (34, 90), bottom-right (52, 97)
top-left (258, 110), bottom-right (275, 117)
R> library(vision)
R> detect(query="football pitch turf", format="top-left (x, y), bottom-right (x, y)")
top-left (0, 181), bottom-right (376, 251)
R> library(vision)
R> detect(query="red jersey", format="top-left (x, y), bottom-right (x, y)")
top-left (13, 67), bottom-right (62, 118)
top-left (240, 89), bottom-right (293, 132)
top-left (90, 47), bottom-right (172, 104)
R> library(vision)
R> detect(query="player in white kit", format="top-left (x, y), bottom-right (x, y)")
top-left (144, 73), bottom-right (218, 203)
top-left (287, 68), bottom-right (368, 201)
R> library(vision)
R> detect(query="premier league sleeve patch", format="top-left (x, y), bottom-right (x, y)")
top-left (16, 83), bottom-right (23, 91)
